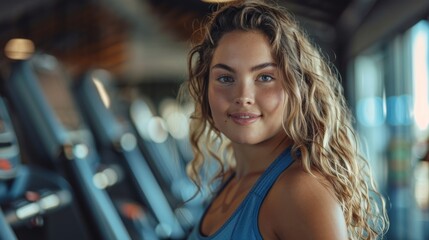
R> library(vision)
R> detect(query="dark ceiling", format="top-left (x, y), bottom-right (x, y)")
top-left (146, 0), bottom-right (353, 42)
top-left (147, 0), bottom-right (351, 24)
top-left (0, 0), bottom-right (378, 80)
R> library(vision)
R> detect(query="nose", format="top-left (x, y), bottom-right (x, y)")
top-left (234, 80), bottom-right (255, 105)
top-left (234, 97), bottom-right (254, 105)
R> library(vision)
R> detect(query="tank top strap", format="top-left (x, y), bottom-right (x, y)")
top-left (252, 147), bottom-right (293, 196)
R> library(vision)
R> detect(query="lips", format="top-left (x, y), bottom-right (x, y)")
top-left (228, 112), bottom-right (261, 125)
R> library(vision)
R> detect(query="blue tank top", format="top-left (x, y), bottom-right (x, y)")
top-left (187, 147), bottom-right (293, 240)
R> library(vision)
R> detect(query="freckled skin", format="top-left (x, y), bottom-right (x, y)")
top-left (208, 30), bottom-right (286, 146)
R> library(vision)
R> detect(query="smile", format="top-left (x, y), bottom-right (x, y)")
top-left (228, 112), bottom-right (261, 125)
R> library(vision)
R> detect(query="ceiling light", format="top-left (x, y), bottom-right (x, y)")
top-left (4, 38), bottom-right (35, 60)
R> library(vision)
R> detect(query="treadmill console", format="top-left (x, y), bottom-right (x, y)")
top-left (0, 99), bottom-right (20, 180)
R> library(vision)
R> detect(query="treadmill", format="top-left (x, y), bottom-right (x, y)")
top-left (3, 54), bottom-right (134, 240)
top-left (116, 78), bottom-right (209, 230)
top-left (74, 69), bottom-right (186, 238)
top-left (0, 96), bottom-right (74, 240)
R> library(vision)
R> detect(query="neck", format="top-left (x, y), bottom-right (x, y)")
top-left (232, 134), bottom-right (292, 179)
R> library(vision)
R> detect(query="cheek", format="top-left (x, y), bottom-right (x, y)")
top-left (259, 88), bottom-right (285, 114)
top-left (208, 85), bottom-right (229, 117)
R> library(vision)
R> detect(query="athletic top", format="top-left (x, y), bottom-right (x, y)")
top-left (187, 147), bottom-right (294, 240)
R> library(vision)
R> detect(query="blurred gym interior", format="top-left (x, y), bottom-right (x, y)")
top-left (0, 0), bottom-right (428, 239)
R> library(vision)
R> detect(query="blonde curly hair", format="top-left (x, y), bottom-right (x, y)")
top-left (182, 0), bottom-right (389, 238)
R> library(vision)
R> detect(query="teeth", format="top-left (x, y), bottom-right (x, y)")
top-left (239, 116), bottom-right (250, 119)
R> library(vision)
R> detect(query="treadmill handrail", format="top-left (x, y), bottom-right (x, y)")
top-left (0, 208), bottom-right (17, 240)
top-left (63, 145), bottom-right (131, 240)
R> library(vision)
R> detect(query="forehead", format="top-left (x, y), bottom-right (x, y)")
top-left (211, 30), bottom-right (275, 67)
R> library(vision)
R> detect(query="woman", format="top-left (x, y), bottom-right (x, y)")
top-left (183, 0), bottom-right (389, 239)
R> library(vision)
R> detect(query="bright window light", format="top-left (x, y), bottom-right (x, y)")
top-left (412, 21), bottom-right (429, 132)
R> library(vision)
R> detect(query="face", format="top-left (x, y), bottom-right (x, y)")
top-left (208, 30), bottom-right (286, 146)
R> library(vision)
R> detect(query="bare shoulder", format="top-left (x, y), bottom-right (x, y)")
top-left (259, 161), bottom-right (348, 240)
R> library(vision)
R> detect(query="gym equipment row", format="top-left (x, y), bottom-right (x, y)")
top-left (0, 53), bottom-right (207, 240)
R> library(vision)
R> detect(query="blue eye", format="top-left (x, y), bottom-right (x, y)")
top-left (258, 75), bottom-right (274, 82)
top-left (217, 75), bottom-right (234, 83)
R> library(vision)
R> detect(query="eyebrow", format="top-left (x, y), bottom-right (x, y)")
top-left (210, 62), bottom-right (277, 73)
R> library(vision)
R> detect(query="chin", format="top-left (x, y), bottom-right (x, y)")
top-left (227, 135), bottom-right (261, 145)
